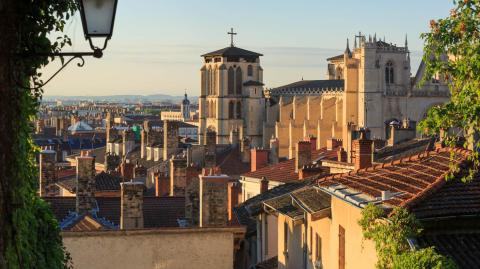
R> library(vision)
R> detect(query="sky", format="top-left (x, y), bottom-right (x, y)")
top-left (43, 0), bottom-right (454, 97)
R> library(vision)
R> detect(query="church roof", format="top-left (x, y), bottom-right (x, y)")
top-left (326, 54), bottom-right (344, 61)
top-left (201, 46), bottom-right (263, 58)
top-left (269, 80), bottom-right (344, 97)
top-left (68, 121), bottom-right (93, 133)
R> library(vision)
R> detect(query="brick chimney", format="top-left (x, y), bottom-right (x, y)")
top-left (299, 164), bottom-right (323, 180)
top-left (120, 181), bottom-right (145, 229)
top-left (326, 138), bottom-right (342, 150)
top-left (121, 159), bottom-right (135, 181)
top-left (204, 130), bottom-right (217, 168)
top-left (269, 136), bottom-right (279, 164)
top-left (122, 129), bottom-right (135, 157)
top-left (260, 176), bottom-right (269, 193)
top-left (199, 174), bottom-right (230, 227)
top-left (76, 154), bottom-right (96, 214)
top-left (295, 141), bottom-right (312, 173)
top-left (251, 148), bottom-right (269, 172)
top-left (308, 136), bottom-right (317, 151)
top-left (337, 147), bottom-right (347, 162)
top-left (155, 172), bottom-right (169, 197)
top-left (352, 130), bottom-right (373, 170)
top-left (228, 181), bottom-right (242, 221)
top-left (163, 120), bottom-right (179, 160)
top-left (39, 150), bottom-right (57, 197)
top-left (169, 155), bottom-right (187, 196)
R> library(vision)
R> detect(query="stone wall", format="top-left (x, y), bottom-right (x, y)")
top-left (62, 228), bottom-right (244, 269)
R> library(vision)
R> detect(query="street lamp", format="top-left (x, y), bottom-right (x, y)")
top-left (20, 0), bottom-right (119, 89)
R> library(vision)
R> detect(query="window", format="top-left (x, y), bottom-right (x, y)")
top-left (339, 225), bottom-right (345, 269)
top-left (236, 101), bottom-right (242, 119)
top-left (385, 61), bottom-right (394, 85)
top-left (235, 67), bottom-right (243, 95)
top-left (228, 67), bottom-right (235, 95)
top-left (284, 222), bottom-right (289, 254)
top-left (213, 67), bottom-right (218, 95)
top-left (228, 101), bottom-right (235, 119)
top-left (247, 64), bottom-right (253, 76)
top-left (315, 233), bottom-right (322, 261)
top-left (201, 69), bottom-right (206, 96)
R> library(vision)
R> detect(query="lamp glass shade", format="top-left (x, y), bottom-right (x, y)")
top-left (81, 0), bottom-right (117, 37)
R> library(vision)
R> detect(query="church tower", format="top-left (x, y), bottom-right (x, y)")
top-left (181, 91), bottom-right (190, 121)
top-left (199, 29), bottom-right (265, 146)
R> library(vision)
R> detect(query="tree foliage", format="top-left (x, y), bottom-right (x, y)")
top-left (359, 204), bottom-right (457, 269)
top-left (1, 1), bottom-right (77, 268)
top-left (419, 0), bottom-right (480, 181)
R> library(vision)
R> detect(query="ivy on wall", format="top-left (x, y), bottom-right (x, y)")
top-left (358, 204), bottom-right (457, 269)
top-left (2, 1), bottom-right (77, 268)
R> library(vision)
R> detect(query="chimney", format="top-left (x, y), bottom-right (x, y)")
top-left (337, 147), bottom-right (347, 162)
top-left (352, 130), bottom-right (373, 170)
top-left (163, 121), bottom-right (179, 160)
top-left (199, 174), bottom-right (230, 227)
top-left (260, 177), bottom-right (269, 193)
top-left (269, 136), bottom-right (279, 164)
top-left (228, 181), bottom-right (242, 221)
top-left (155, 172), bottom-right (169, 197)
top-left (120, 181), bottom-right (145, 229)
top-left (295, 141), bottom-right (312, 173)
top-left (185, 173), bottom-right (200, 226)
top-left (169, 155), bottom-right (187, 196)
top-left (308, 136), bottom-right (317, 151)
top-left (299, 164), bottom-right (324, 180)
top-left (241, 137), bottom-right (251, 163)
top-left (122, 129), bottom-right (135, 157)
top-left (76, 154), bottom-right (96, 214)
top-left (140, 128), bottom-right (147, 159)
top-left (39, 150), bottom-right (57, 197)
top-left (121, 159), bottom-right (135, 181)
top-left (251, 148), bottom-right (269, 172)
top-left (326, 138), bottom-right (342, 150)
top-left (204, 130), bottom-right (217, 168)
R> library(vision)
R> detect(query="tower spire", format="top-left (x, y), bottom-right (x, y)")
top-left (345, 38), bottom-right (352, 58)
top-left (405, 34), bottom-right (408, 48)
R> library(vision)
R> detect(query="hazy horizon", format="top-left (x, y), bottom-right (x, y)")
top-left (42, 0), bottom-right (453, 96)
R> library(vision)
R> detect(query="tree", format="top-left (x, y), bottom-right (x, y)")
top-left (420, 0), bottom-right (480, 181)
top-left (0, 1), bottom-right (76, 268)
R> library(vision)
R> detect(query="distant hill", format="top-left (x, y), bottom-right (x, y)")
top-left (42, 94), bottom-right (198, 104)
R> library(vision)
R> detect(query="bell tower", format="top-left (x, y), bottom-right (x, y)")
top-left (199, 29), bottom-right (265, 147)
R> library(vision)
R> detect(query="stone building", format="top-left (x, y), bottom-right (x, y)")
top-left (198, 35), bottom-right (265, 147)
top-left (265, 34), bottom-right (450, 158)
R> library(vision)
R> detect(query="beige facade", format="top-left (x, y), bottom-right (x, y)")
top-left (63, 227), bottom-right (244, 269)
top-left (275, 196), bottom-right (377, 269)
top-left (265, 35), bottom-right (450, 158)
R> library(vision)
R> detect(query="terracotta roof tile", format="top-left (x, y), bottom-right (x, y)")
top-left (242, 148), bottom-right (336, 183)
top-left (317, 148), bottom-right (471, 213)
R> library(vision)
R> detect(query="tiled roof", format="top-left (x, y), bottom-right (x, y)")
top-left (233, 181), bottom-right (310, 236)
top-left (201, 46), bottom-right (263, 58)
top-left (43, 196), bottom-right (185, 229)
top-left (263, 186), bottom-right (331, 220)
top-left (242, 148), bottom-right (336, 183)
top-left (56, 171), bottom-right (122, 193)
top-left (317, 148), bottom-right (470, 210)
top-left (375, 138), bottom-right (434, 163)
top-left (417, 232), bottom-right (480, 269)
top-left (255, 256), bottom-right (278, 269)
top-left (269, 80), bottom-right (344, 96)
top-left (217, 147), bottom-right (252, 178)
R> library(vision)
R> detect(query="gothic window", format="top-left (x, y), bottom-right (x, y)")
top-left (385, 61), bottom-right (394, 85)
top-left (213, 67), bottom-right (218, 95)
top-left (228, 67), bottom-right (235, 95)
top-left (336, 66), bottom-right (343, 80)
top-left (228, 101), bottom-right (235, 119)
top-left (212, 101), bottom-right (216, 118)
top-left (236, 101), bottom-right (242, 119)
top-left (247, 65), bottom-right (253, 76)
top-left (235, 67), bottom-right (243, 95)
top-left (205, 68), bottom-right (210, 95)
top-left (209, 68), bottom-right (214, 95)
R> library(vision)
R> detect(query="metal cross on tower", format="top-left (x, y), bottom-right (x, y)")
top-left (228, 27), bottom-right (237, 47)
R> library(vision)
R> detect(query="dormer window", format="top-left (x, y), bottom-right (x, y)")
top-left (385, 61), bottom-right (394, 85)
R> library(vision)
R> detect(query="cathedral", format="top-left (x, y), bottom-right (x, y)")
top-left (199, 31), bottom-right (450, 158)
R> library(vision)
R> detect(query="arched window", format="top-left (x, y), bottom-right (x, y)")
top-left (336, 67), bottom-right (343, 80)
top-left (209, 68), bottom-right (214, 95)
top-left (228, 67), bottom-right (235, 95)
top-left (213, 67), bottom-right (218, 95)
top-left (235, 67), bottom-right (243, 95)
top-left (385, 61), bottom-right (394, 85)
top-left (212, 101), bottom-right (216, 118)
top-left (228, 101), bottom-right (235, 119)
top-left (205, 68), bottom-right (210, 95)
top-left (236, 101), bottom-right (242, 119)
top-left (201, 69), bottom-right (206, 96)
top-left (247, 65), bottom-right (253, 77)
